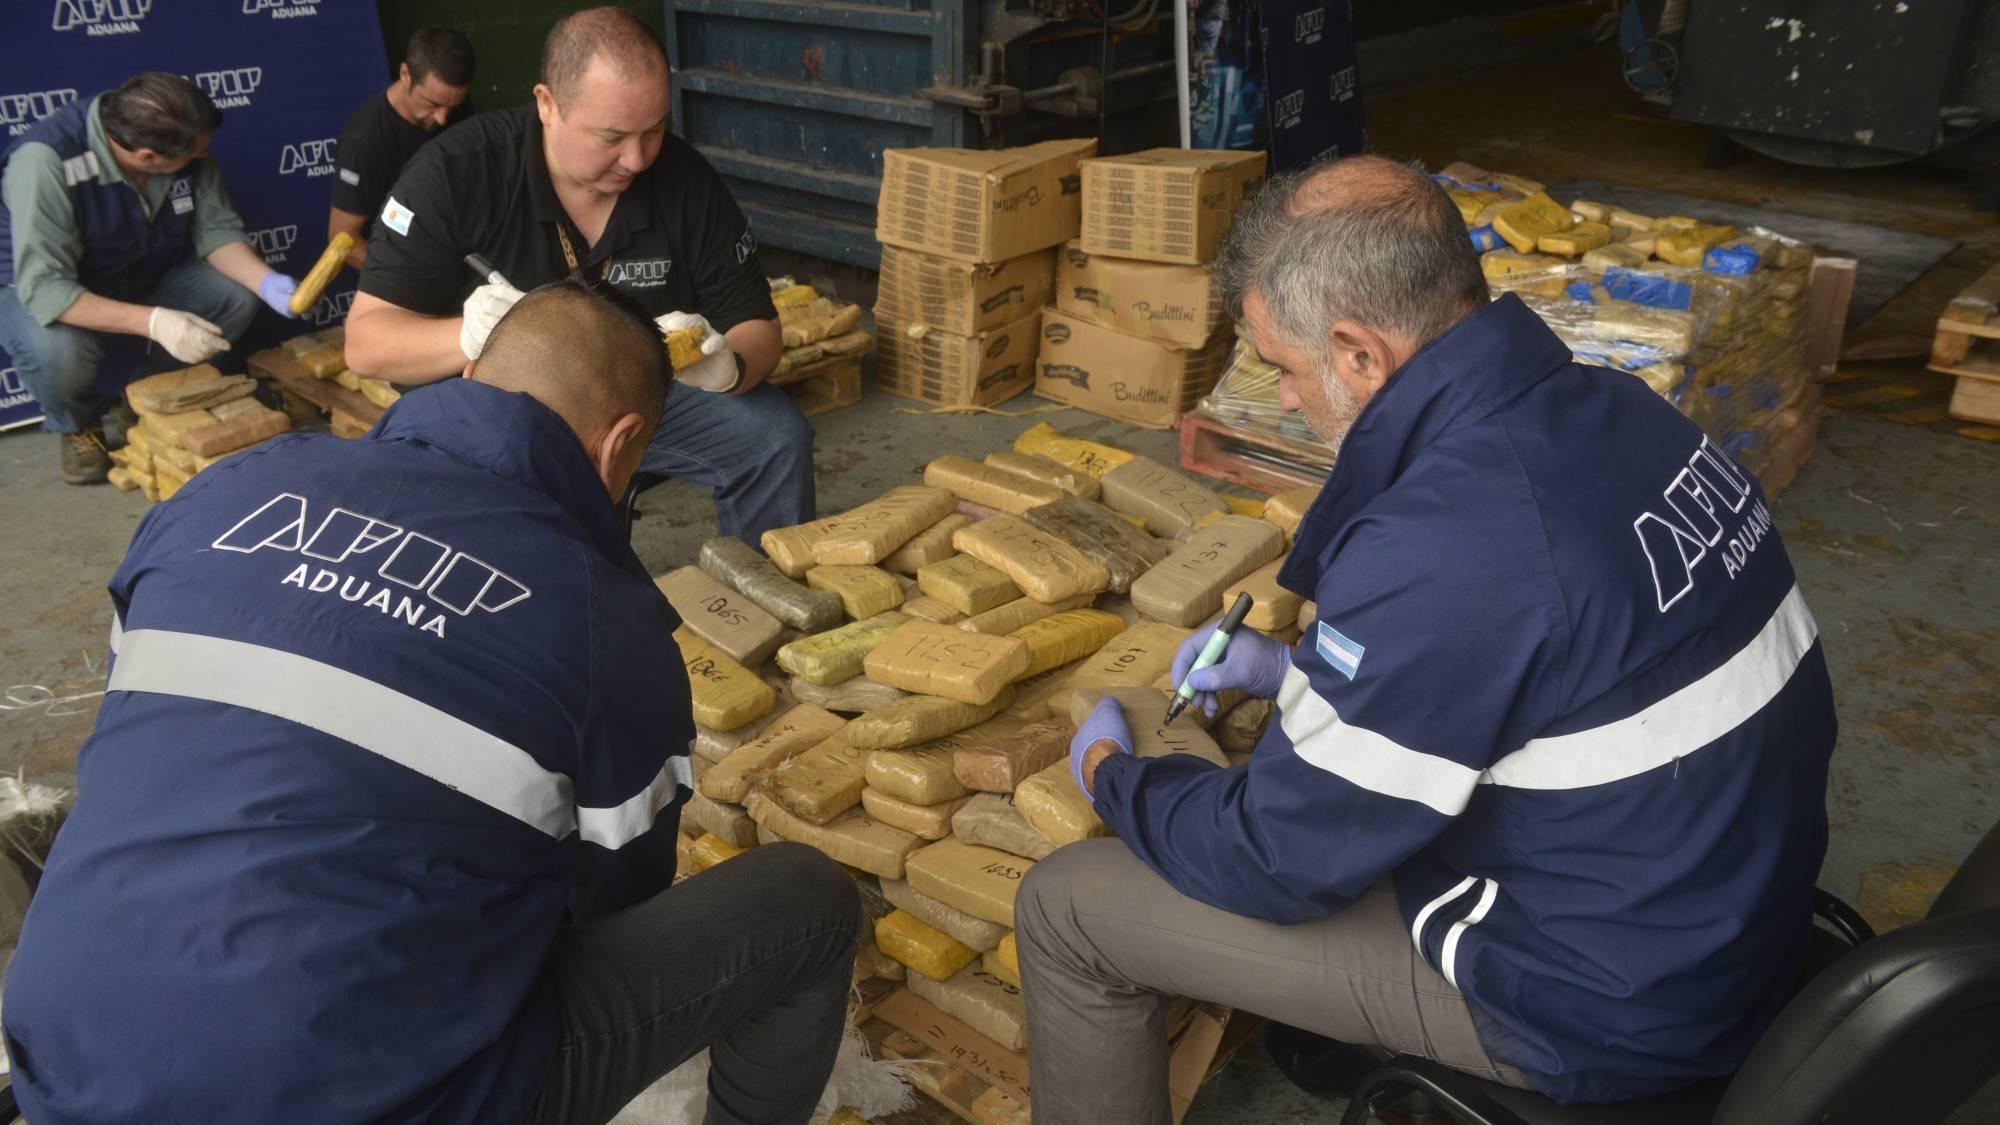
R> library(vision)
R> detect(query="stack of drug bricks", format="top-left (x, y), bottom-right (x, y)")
top-left (1034, 149), bottom-right (1264, 431)
top-left (247, 327), bottom-right (398, 439)
top-left (661, 422), bottom-right (1314, 1123)
top-left (766, 276), bottom-right (871, 416)
top-left (1189, 158), bottom-right (1824, 498)
top-left (106, 364), bottom-right (294, 501)
top-left (872, 139), bottom-right (1095, 409)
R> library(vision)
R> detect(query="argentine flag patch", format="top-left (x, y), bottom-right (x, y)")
top-left (1316, 622), bottom-right (1365, 680)
top-left (380, 195), bottom-right (413, 236)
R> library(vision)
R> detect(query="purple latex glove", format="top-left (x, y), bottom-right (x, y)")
top-left (1069, 696), bottom-right (1133, 801)
top-left (257, 272), bottom-right (299, 317)
top-left (1168, 622), bottom-right (1291, 718)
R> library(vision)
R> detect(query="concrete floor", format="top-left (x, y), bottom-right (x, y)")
top-left (0, 42), bottom-right (1996, 1125)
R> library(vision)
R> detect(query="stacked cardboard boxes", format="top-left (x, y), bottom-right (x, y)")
top-left (1034, 148), bottom-right (1265, 428)
top-left (874, 139), bottom-right (1096, 408)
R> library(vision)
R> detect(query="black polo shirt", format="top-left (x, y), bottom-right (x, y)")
top-left (331, 90), bottom-right (442, 227)
top-left (360, 105), bottom-right (775, 333)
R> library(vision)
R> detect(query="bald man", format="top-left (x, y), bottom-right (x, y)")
top-left (347, 6), bottom-right (814, 546)
top-left (4, 278), bottom-right (863, 1125)
top-left (1022, 156), bottom-right (1833, 1117)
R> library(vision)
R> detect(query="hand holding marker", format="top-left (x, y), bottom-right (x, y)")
top-left (1165, 591), bottom-right (1256, 725)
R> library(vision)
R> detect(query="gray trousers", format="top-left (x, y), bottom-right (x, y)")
top-left (1014, 840), bottom-right (1532, 1125)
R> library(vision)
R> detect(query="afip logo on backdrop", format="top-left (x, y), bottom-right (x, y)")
top-left (1294, 7), bottom-right (1324, 43)
top-left (243, 0), bottom-right (319, 18)
top-left (1274, 89), bottom-right (1306, 130)
top-left (194, 67), bottom-right (262, 109)
top-left (280, 138), bottom-right (337, 178)
top-left (308, 289), bottom-right (354, 328)
top-left (249, 224), bottom-right (298, 265)
top-left (1, 89), bottom-right (78, 136)
top-left (1, 367), bottom-right (34, 412)
top-left (52, 0), bottom-right (149, 34)
top-left (1330, 66), bottom-right (1358, 104)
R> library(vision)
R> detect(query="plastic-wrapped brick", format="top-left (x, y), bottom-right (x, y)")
top-left (952, 515), bottom-right (1109, 602)
top-left (1098, 456), bottom-right (1229, 537)
top-left (700, 703), bottom-right (848, 803)
top-left (951, 792), bottom-right (1057, 861)
top-left (883, 513), bottom-right (974, 575)
top-left (984, 451), bottom-right (1099, 500)
top-left (1128, 516), bottom-right (1284, 627)
top-left (1067, 686), bottom-right (1228, 765)
top-left (956, 593), bottom-right (1094, 635)
top-left (863, 622), bottom-right (1030, 705)
top-left (846, 688), bottom-right (1016, 751)
top-left (909, 963), bottom-right (1028, 1051)
top-left (951, 721), bottom-right (1072, 794)
top-left (904, 837), bottom-right (1034, 928)
top-left (776, 612), bottom-right (910, 685)
top-left (1220, 559), bottom-right (1302, 633)
top-left (1009, 609), bottom-right (1126, 679)
top-left (805, 565), bottom-right (906, 620)
top-left (754, 727), bottom-right (869, 824)
top-left (881, 877), bottom-right (1008, 951)
top-left (924, 455), bottom-right (1068, 514)
top-left (789, 674), bottom-right (909, 714)
top-left (678, 627), bottom-right (778, 731)
top-left (699, 536), bottom-right (844, 632)
top-left (860, 788), bottom-right (969, 840)
top-left (654, 565), bottom-right (785, 668)
top-left (1014, 760), bottom-right (1107, 847)
top-left (875, 909), bottom-right (979, 981)
top-left (746, 793), bottom-right (923, 879)
top-left (1019, 497), bottom-right (1171, 594)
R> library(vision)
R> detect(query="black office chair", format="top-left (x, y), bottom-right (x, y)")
top-left (1334, 819), bottom-right (2000, 1125)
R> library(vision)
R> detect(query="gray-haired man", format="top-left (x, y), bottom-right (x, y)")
top-left (1024, 155), bottom-right (1835, 1118)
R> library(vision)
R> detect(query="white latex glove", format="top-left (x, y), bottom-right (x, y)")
top-left (146, 307), bottom-right (228, 364)
top-left (460, 280), bottom-right (525, 360)
top-left (656, 310), bottom-right (741, 393)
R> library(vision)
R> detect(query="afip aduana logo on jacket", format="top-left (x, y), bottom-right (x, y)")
top-left (214, 494), bottom-right (532, 640)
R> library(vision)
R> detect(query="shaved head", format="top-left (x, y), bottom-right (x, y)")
top-left (474, 277), bottom-right (667, 480)
top-left (541, 7), bottom-right (668, 110)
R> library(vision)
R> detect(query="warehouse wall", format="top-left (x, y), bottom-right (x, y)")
top-left (374, 1), bottom-right (664, 110)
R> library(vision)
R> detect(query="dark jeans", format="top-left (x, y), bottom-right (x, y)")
top-left (522, 842), bottom-right (863, 1125)
top-left (0, 260), bottom-right (259, 433)
top-left (639, 380), bottom-right (817, 546)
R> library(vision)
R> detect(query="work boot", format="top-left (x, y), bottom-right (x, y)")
top-left (60, 428), bottom-right (111, 485)
top-left (101, 401), bottom-right (140, 450)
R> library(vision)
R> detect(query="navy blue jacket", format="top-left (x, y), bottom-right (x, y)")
top-left (1093, 295), bottom-right (1837, 1104)
top-left (3, 381), bottom-right (693, 1123)
top-left (0, 98), bottom-right (198, 301)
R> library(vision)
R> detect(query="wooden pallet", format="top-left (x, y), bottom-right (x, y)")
top-left (769, 346), bottom-right (866, 417)
top-left (1927, 259), bottom-right (2000, 424)
top-left (247, 347), bottom-right (383, 433)
top-left (1178, 412), bottom-right (1332, 495)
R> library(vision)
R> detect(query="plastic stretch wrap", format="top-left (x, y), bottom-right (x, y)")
top-left (951, 721), bottom-right (1073, 794)
top-left (846, 688), bottom-right (1017, 751)
top-left (952, 792), bottom-right (1059, 861)
top-left (882, 877), bottom-right (1010, 951)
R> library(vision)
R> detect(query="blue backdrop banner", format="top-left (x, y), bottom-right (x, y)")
top-left (0, 0), bottom-right (388, 431)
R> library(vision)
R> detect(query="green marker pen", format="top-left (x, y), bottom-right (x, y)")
top-left (1164, 591), bottom-right (1256, 724)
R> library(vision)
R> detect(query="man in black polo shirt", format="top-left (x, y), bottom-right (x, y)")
top-left (346, 7), bottom-right (811, 545)
top-left (328, 27), bottom-right (475, 272)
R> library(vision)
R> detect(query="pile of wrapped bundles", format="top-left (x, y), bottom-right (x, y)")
top-left (107, 364), bottom-right (293, 501)
top-left (1192, 160), bottom-right (1823, 492)
top-left (664, 423), bottom-right (1298, 1120)
top-left (768, 276), bottom-right (870, 379)
top-left (280, 328), bottom-right (401, 438)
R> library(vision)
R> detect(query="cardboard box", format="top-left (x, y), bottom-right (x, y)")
top-left (876, 309), bottom-right (1040, 408)
top-left (877, 245), bottom-right (1056, 337)
top-left (1055, 241), bottom-right (1226, 349)
top-left (1080, 148), bottom-right (1267, 265)
top-left (876, 138), bottom-right (1097, 263)
top-left (1033, 309), bottom-right (1233, 429)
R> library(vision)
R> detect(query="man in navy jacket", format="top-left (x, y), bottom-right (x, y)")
top-left (1019, 156), bottom-right (1836, 1118)
top-left (3, 278), bottom-right (861, 1125)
